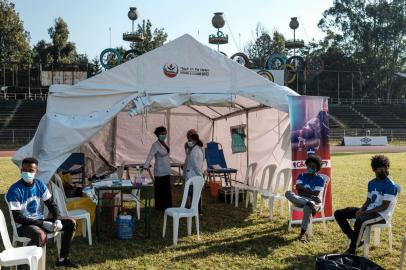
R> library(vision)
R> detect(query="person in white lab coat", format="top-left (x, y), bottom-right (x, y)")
top-left (143, 126), bottom-right (172, 211)
top-left (185, 133), bottom-right (204, 212)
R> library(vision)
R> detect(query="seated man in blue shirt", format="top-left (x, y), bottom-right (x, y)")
top-left (285, 155), bottom-right (325, 242)
top-left (6, 157), bottom-right (78, 268)
top-left (335, 155), bottom-right (399, 254)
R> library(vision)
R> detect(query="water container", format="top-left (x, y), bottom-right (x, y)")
top-left (116, 214), bottom-right (135, 240)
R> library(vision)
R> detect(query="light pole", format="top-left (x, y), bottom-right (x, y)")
top-left (289, 17), bottom-right (300, 93)
top-left (209, 12), bottom-right (228, 52)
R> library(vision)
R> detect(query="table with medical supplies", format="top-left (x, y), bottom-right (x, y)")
top-left (86, 179), bottom-right (154, 240)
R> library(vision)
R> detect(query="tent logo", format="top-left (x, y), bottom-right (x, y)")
top-left (163, 63), bottom-right (179, 78)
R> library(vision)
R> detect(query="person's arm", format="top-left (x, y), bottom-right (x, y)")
top-left (41, 182), bottom-right (62, 221)
top-left (362, 201), bottom-right (390, 216)
top-left (11, 210), bottom-right (43, 226)
top-left (143, 143), bottom-right (158, 169)
top-left (44, 196), bottom-right (62, 221)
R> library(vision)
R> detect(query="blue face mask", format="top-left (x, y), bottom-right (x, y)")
top-left (307, 168), bottom-right (316, 175)
top-left (21, 171), bottom-right (35, 183)
top-left (158, 135), bottom-right (167, 141)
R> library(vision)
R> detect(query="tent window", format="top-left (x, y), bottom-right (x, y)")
top-left (230, 125), bottom-right (246, 154)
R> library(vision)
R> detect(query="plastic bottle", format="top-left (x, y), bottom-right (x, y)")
top-left (135, 165), bottom-right (142, 187)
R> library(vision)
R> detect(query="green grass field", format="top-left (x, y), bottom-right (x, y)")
top-left (1, 153), bottom-right (405, 270)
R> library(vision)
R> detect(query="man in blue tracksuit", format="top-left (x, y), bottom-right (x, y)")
top-left (6, 157), bottom-right (78, 268)
top-left (335, 155), bottom-right (399, 254)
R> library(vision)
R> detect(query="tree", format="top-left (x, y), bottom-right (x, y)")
top-left (130, 19), bottom-right (168, 54)
top-left (0, 0), bottom-right (32, 63)
top-left (33, 17), bottom-right (85, 65)
top-left (245, 24), bottom-right (287, 68)
top-left (89, 56), bottom-right (101, 76)
top-left (318, 0), bottom-right (406, 99)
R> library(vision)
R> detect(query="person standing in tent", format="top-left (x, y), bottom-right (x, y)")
top-left (184, 133), bottom-right (205, 213)
top-left (143, 126), bottom-right (172, 211)
top-left (6, 157), bottom-right (78, 268)
top-left (183, 129), bottom-right (197, 179)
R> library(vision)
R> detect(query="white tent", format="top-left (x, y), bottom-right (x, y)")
top-left (13, 34), bottom-right (298, 186)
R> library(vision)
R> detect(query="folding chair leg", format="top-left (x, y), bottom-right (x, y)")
top-left (187, 217), bottom-right (192, 236)
top-left (162, 214), bottom-right (167, 238)
top-left (259, 196), bottom-right (264, 215)
top-left (234, 188), bottom-right (239, 207)
top-left (307, 217), bottom-right (313, 237)
top-left (269, 198), bottom-right (274, 221)
top-left (42, 245), bottom-right (46, 270)
top-left (280, 199), bottom-right (284, 215)
top-left (288, 205), bottom-right (292, 231)
top-left (374, 227), bottom-right (381, 246)
top-left (195, 215), bottom-right (200, 240)
top-left (321, 210), bottom-right (327, 233)
top-left (400, 237), bottom-right (406, 270)
top-left (172, 217), bottom-right (179, 246)
top-left (86, 217), bottom-right (92, 246)
top-left (245, 192), bottom-right (249, 208)
top-left (252, 191), bottom-right (258, 211)
top-left (363, 227), bottom-right (371, 258)
top-left (388, 226), bottom-right (393, 251)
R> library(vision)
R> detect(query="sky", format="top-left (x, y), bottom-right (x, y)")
top-left (12, 0), bottom-right (334, 60)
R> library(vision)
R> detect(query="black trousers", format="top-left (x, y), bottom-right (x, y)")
top-left (334, 207), bottom-right (385, 253)
top-left (17, 217), bottom-right (76, 259)
top-left (154, 175), bottom-right (173, 211)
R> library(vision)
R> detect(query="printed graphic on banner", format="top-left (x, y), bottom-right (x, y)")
top-left (288, 96), bottom-right (332, 221)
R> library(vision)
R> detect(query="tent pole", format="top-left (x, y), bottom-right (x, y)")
top-left (211, 120), bottom-right (215, 141)
top-left (167, 109), bottom-right (171, 150)
top-left (112, 116), bottom-right (118, 167)
top-left (246, 110), bottom-right (249, 168)
top-left (187, 105), bottom-right (213, 120)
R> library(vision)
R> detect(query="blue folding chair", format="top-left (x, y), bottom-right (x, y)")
top-left (58, 153), bottom-right (86, 185)
top-left (205, 142), bottom-right (238, 186)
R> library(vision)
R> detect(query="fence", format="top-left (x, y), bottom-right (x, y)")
top-left (330, 128), bottom-right (406, 142)
top-left (0, 92), bottom-right (48, 101)
top-left (0, 129), bottom-right (36, 146)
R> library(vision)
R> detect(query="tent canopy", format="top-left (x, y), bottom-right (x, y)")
top-left (13, 34), bottom-right (297, 184)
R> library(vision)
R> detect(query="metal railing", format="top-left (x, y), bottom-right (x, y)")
top-left (330, 98), bottom-right (406, 105)
top-left (0, 92), bottom-right (48, 101)
top-left (0, 129), bottom-right (36, 145)
top-left (330, 128), bottom-right (406, 141)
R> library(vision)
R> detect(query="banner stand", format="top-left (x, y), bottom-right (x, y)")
top-left (288, 96), bottom-right (333, 223)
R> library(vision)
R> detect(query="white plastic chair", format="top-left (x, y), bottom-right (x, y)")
top-left (53, 174), bottom-right (81, 203)
top-left (259, 167), bottom-right (291, 220)
top-left (354, 183), bottom-right (401, 258)
top-left (234, 163), bottom-right (258, 209)
top-left (287, 174), bottom-right (330, 236)
top-left (50, 182), bottom-right (92, 246)
top-left (0, 209), bottom-right (43, 270)
top-left (163, 176), bottom-right (205, 246)
top-left (5, 196), bottom-right (61, 270)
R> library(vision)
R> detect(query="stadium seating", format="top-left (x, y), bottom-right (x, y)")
top-left (329, 105), bottom-right (378, 129)
top-left (353, 105), bottom-right (406, 129)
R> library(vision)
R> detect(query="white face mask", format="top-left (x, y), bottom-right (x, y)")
top-left (21, 171), bottom-right (35, 183)
top-left (187, 141), bottom-right (194, 147)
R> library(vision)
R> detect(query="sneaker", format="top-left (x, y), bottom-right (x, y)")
top-left (55, 258), bottom-right (79, 268)
top-left (299, 233), bottom-right (308, 243)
